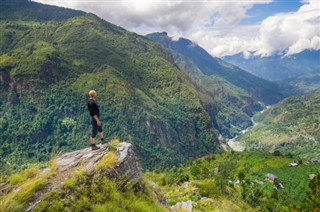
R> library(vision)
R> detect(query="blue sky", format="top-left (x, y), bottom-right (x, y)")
top-left (35, 0), bottom-right (320, 57)
top-left (241, 0), bottom-right (304, 24)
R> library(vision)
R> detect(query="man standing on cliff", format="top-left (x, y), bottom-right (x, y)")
top-left (87, 90), bottom-right (107, 150)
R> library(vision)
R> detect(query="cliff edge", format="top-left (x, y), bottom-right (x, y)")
top-left (25, 142), bottom-right (141, 211)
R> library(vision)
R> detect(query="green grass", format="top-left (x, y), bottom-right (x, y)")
top-left (8, 167), bottom-right (40, 186)
top-left (145, 151), bottom-right (320, 211)
top-left (96, 151), bottom-right (118, 172)
top-left (1, 168), bottom-right (48, 211)
top-left (33, 172), bottom-right (167, 211)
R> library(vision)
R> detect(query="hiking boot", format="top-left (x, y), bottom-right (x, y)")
top-left (91, 144), bottom-right (100, 150)
top-left (101, 138), bottom-right (108, 144)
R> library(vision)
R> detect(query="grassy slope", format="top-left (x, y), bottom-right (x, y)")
top-left (0, 141), bottom-right (167, 212)
top-left (237, 92), bottom-right (320, 159)
top-left (0, 1), bottom-right (221, 172)
top-left (145, 151), bottom-right (320, 211)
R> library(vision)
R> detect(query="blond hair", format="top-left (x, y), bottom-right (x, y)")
top-left (89, 90), bottom-right (97, 98)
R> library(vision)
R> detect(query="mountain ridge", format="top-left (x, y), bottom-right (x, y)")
top-left (146, 32), bottom-right (285, 137)
top-left (223, 50), bottom-right (320, 81)
top-left (146, 32), bottom-right (285, 104)
top-left (0, 0), bottom-right (222, 171)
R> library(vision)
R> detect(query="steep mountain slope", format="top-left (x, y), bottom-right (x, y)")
top-left (0, 0), bottom-right (222, 171)
top-left (146, 32), bottom-right (285, 137)
top-left (237, 92), bottom-right (320, 159)
top-left (223, 50), bottom-right (320, 81)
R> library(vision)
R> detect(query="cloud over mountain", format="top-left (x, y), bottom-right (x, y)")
top-left (34, 0), bottom-right (320, 58)
top-left (254, 1), bottom-right (320, 56)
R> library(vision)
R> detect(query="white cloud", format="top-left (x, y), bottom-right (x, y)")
top-left (253, 1), bottom-right (320, 57)
top-left (33, 0), bottom-right (319, 58)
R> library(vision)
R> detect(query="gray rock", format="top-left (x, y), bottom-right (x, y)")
top-left (94, 142), bottom-right (141, 188)
top-left (26, 142), bottom-right (141, 211)
top-left (171, 200), bottom-right (193, 211)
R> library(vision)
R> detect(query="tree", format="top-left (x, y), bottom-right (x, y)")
top-left (238, 171), bottom-right (245, 182)
top-left (273, 150), bottom-right (281, 156)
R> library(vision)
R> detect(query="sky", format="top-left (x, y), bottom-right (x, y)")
top-left (33, 0), bottom-right (320, 58)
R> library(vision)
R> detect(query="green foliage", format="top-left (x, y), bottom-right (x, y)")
top-left (238, 92), bottom-right (320, 159)
top-left (146, 151), bottom-right (320, 211)
top-left (95, 151), bottom-right (118, 172)
top-left (1, 166), bottom-right (50, 212)
top-left (197, 180), bottom-right (221, 198)
top-left (0, 1), bottom-right (221, 173)
top-left (298, 173), bottom-right (320, 211)
top-left (146, 32), bottom-right (286, 138)
top-left (33, 172), bottom-right (167, 212)
top-left (63, 179), bottom-right (74, 189)
top-left (9, 167), bottom-right (39, 185)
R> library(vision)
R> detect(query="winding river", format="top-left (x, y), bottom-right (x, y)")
top-left (227, 106), bottom-right (270, 151)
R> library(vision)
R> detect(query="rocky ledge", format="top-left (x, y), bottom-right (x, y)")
top-left (55, 142), bottom-right (140, 181)
top-left (26, 142), bottom-right (141, 211)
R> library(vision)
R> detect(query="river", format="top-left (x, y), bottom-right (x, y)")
top-left (226, 106), bottom-right (270, 151)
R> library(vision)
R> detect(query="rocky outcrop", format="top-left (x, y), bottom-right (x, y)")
top-left (56, 142), bottom-right (140, 181)
top-left (26, 142), bottom-right (141, 211)
top-left (171, 200), bottom-right (193, 211)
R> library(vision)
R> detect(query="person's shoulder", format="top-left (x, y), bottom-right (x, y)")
top-left (88, 99), bottom-right (98, 105)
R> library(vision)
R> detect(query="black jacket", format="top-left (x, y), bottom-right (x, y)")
top-left (87, 99), bottom-right (100, 117)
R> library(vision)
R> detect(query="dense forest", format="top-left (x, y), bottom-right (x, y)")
top-left (0, 0), bottom-right (223, 172)
top-left (0, 0), bottom-right (319, 211)
top-left (0, 0), bottom-right (285, 172)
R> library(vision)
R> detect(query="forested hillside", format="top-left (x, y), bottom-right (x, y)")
top-left (237, 92), bottom-right (320, 159)
top-left (146, 32), bottom-right (285, 137)
top-left (0, 0), bottom-right (223, 172)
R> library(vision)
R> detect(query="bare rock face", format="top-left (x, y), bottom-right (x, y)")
top-left (171, 200), bottom-right (193, 211)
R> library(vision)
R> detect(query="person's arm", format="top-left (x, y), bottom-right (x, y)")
top-left (92, 115), bottom-right (101, 126)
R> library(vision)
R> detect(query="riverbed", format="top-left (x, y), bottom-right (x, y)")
top-left (226, 106), bottom-right (270, 151)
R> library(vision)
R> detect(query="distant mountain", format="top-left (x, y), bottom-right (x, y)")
top-left (223, 50), bottom-right (320, 81)
top-left (0, 0), bottom-right (223, 171)
top-left (237, 92), bottom-right (320, 159)
top-left (277, 71), bottom-right (320, 95)
top-left (146, 32), bottom-right (285, 137)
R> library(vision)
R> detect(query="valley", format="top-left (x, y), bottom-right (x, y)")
top-left (226, 106), bottom-right (269, 152)
top-left (0, 0), bottom-right (319, 211)
top-left (236, 92), bottom-right (320, 159)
